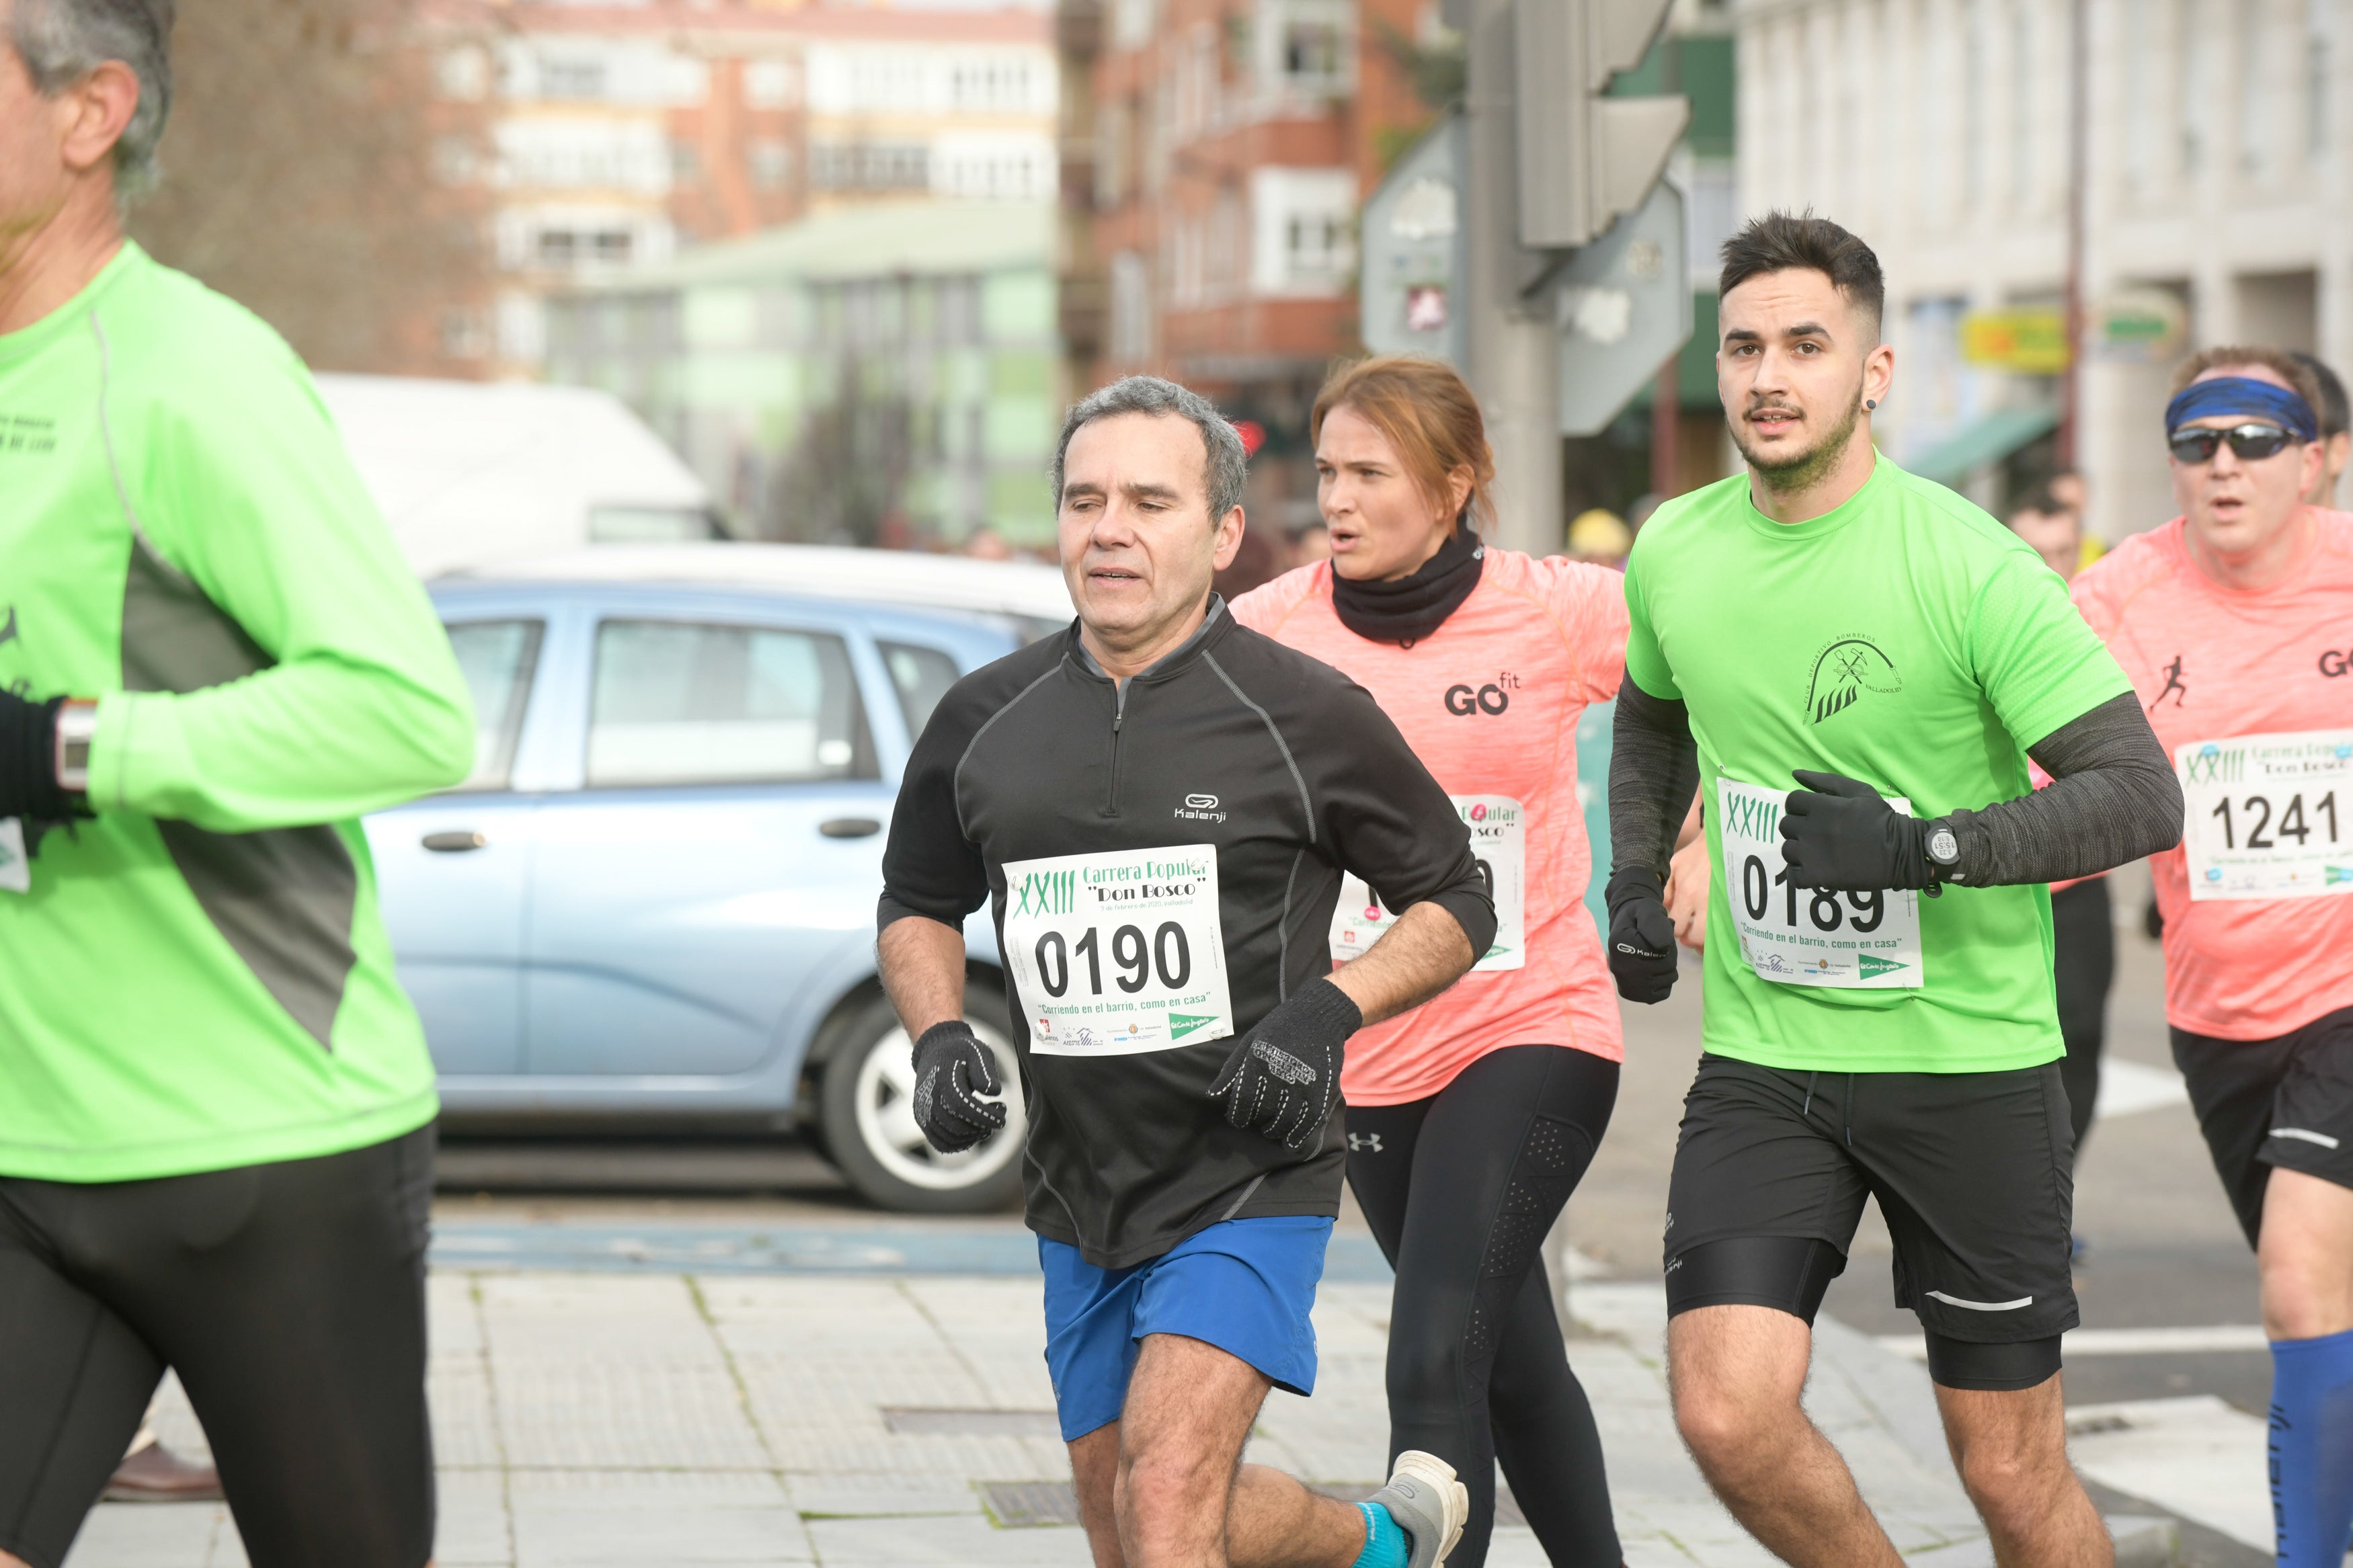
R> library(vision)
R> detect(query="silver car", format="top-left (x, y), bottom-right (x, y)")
top-left (369, 548), bottom-right (1069, 1212)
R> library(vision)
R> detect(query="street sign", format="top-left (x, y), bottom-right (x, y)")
top-left (1961, 308), bottom-right (2070, 373)
top-left (2096, 289), bottom-right (2188, 362)
top-left (1359, 111), bottom-right (1468, 366)
top-left (1552, 178), bottom-right (1690, 436)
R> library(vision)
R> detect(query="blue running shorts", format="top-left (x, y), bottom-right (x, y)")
top-left (1039, 1215), bottom-right (1334, 1441)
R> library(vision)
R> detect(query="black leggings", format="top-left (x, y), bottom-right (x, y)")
top-left (2052, 877), bottom-right (2114, 1157)
top-left (1346, 1044), bottom-right (1622, 1568)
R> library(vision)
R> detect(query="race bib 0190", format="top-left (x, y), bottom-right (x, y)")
top-left (1001, 843), bottom-right (1235, 1056)
top-left (1716, 776), bottom-right (1924, 989)
top-left (2177, 729), bottom-right (2353, 902)
top-left (1330, 794), bottom-right (1525, 971)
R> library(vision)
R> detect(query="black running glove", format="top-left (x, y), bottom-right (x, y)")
top-left (910, 1020), bottom-right (1006, 1153)
top-left (1604, 868), bottom-right (1679, 1003)
top-left (1207, 978), bottom-right (1361, 1150)
top-left (1780, 770), bottom-right (1942, 891)
top-left (0, 691), bottom-right (72, 823)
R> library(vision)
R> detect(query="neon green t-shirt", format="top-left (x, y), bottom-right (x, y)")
top-left (1624, 456), bottom-right (2132, 1073)
top-left (0, 243), bottom-right (474, 1181)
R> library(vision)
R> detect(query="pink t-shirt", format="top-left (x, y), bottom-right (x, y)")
top-left (2069, 511), bottom-right (2353, 1040)
top-left (1231, 550), bottom-right (1628, 1104)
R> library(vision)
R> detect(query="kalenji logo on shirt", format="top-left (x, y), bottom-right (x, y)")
top-left (1803, 636), bottom-right (1903, 724)
top-left (2318, 647), bottom-right (2352, 677)
top-left (1173, 792), bottom-right (1226, 823)
top-left (2153, 655), bottom-right (2189, 708)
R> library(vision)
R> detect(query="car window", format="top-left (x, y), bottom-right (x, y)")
top-left (444, 619), bottom-right (544, 791)
top-left (877, 641), bottom-right (963, 740)
top-left (588, 620), bottom-right (877, 787)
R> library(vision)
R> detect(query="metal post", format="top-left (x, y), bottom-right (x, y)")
top-left (2059, 0), bottom-right (2089, 470)
top-left (1650, 355), bottom-right (1679, 500)
top-left (1464, 0), bottom-right (1563, 556)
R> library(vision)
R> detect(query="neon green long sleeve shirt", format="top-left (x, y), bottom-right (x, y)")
top-left (0, 243), bottom-right (474, 1182)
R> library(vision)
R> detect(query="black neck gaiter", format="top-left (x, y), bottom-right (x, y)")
top-left (1329, 525), bottom-right (1484, 647)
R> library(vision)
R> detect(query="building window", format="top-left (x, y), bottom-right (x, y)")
top-left (437, 45), bottom-right (489, 101)
top-left (536, 228), bottom-right (634, 267)
top-left (745, 58), bottom-right (795, 109)
top-left (809, 141), bottom-right (931, 192)
top-left (949, 55), bottom-right (1035, 114)
top-left (750, 140), bottom-right (793, 191)
top-left (539, 55), bottom-right (607, 100)
top-left (1249, 167), bottom-right (1355, 297)
top-left (1109, 251), bottom-right (1151, 362)
top-left (1257, 0), bottom-right (1353, 95)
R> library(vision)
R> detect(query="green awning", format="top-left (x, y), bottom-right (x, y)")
top-left (1905, 405), bottom-right (2059, 485)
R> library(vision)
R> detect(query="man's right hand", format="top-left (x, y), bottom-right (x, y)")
top-left (910, 1020), bottom-right (1006, 1153)
top-left (1605, 868), bottom-right (1679, 1004)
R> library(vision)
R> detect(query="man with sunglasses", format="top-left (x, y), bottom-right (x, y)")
top-left (2071, 347), bottom-right (2353, 1567)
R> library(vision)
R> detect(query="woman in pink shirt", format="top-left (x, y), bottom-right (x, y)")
top-left (1233, 357), bottom-right (1627, 1568)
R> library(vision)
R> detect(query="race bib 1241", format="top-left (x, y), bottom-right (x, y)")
top-left (1330, 794), bottom-right (1526, 971)
top-left (2177, 729), bottom-right (2353, 902)
top-left (1001, 843), bottom-right (1235, 1055)
top-left (1716, 776), bottom-right (1923, 989)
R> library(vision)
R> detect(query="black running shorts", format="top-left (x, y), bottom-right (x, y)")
top-left (1663, 1055), bottom-right (2079, 1345)
top-left (2173, 1006), bottom-right (2353, 1249)
top-left (0, 1125), bottom-right (436, 1568)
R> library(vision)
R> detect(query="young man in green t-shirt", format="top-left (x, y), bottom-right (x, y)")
top-left (0, 7), bottom-right (473, 1566)
top-left (1605, 214), bottom-right (2182, 1566)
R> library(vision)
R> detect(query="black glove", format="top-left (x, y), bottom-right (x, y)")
top-left (1781, 770), bottom-right (1938, 891)
top-left (0, 691), bottom-right (73, 823)
top-left (1604, 867), bottom-right (1679, 1003)
top-left (910, 1020), bottom-right (1006, 1154)
top-left (1207, 978), bottom-right (1361, 1149)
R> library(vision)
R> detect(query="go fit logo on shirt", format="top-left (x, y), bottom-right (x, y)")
top-left (1444, 671), bottom-right (1521, 716)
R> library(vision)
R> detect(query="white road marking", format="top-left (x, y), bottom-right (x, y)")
top-left (1874, 1325), bottom-right (2270, 1358)
top-left (2093, 1057), bottom-right (2190, 1120)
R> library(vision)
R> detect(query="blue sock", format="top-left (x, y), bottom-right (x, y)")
top-left (2270, 1326), bottom-right (2353, 1564)
top-left (1351, 1499), bottom-right (1410, 1568)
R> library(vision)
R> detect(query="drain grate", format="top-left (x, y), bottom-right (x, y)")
top-left (974, 1479), bottom-right (1527, 1530)
top-left (881, 1407), bottom-right (1063, 1438)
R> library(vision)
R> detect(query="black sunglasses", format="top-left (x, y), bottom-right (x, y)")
top-left (2167, 423), bottom-right (2300, 464)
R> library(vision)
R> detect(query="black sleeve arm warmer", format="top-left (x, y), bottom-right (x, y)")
top-left (1945, 691), bottom-right (2184, 887)
top-left (1608, 683), bottom-right (1701, 882)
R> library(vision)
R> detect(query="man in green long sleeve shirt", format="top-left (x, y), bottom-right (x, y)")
top-left (0, 5), bottom-right (471, 1565)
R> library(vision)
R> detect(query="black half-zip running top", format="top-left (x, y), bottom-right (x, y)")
top-left (879, 597), bottom-right (1496, 1268)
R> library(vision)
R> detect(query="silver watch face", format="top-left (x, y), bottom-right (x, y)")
top-left (1927, 827), bottom-right (1959, 864)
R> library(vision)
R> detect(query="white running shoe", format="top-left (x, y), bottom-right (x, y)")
top-left (1365, 1449), bottom-right (1468, 1567)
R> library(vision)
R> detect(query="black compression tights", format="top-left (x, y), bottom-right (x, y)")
top-left (1346, 1044), bottom-right (1622, 1568)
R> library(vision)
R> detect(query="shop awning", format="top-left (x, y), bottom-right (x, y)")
top-left (1903, 404), bottom-right (2060, 486)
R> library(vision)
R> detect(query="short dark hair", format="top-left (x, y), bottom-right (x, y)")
top-left (2290, 352), bottom-right (2350, 439)
top-left (1718, 211), bottom-right (1886, 338)
top-left (2009, 486), bottom-right (2067, 520)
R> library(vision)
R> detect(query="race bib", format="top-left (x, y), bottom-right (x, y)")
top-left (1330, 794), bottom-right (1525, 971)
top-left (1716, 776), bottom-right (1924, 989)
top-left (1002, 844), bottom-right (1235, 1055)
top-left (2177, 729), bottom-right (2353, 902)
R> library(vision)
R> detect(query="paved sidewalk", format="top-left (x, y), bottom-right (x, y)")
top-left (67, 1260), bottom-right (2188, 1568)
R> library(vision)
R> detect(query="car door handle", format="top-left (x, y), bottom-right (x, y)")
top-left (422, 831), bottom-right (488, 853)
top-left (819, 817), bottom-right (883, 839)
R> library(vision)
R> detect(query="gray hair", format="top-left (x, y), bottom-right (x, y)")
top-left (1051, 375), bottom-right (1248, 525)
top-left (9, 0), bottom-right (175, 196)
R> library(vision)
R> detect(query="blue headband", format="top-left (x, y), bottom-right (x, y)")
top-left (2165, 376), bottom-right (2319, 442)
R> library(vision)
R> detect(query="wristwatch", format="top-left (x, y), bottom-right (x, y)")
top-left (1924, 819), bottom-right (1963, 886)
top-left (53, 699), bottom-right (97, 796)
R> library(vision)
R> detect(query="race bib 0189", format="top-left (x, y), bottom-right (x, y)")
top-left (1716, 776), bottom-right (1924, 989)
top-left (2177, 729), bottom-right (2353, 902)
top-left (1001, 843), bottom-right (1235, 1056)
top-left (1330, 794), bottom-right (1525, 971)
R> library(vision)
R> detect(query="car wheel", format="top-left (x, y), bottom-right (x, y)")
top-left (818, 985), bottom-right (1026, 1214)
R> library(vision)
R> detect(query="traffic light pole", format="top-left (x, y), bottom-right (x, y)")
top-left (1464, 0), bottom-right (1562, 559)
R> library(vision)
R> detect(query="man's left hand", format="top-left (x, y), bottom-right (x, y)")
top-left (1780, 770), bottom-right (1933, 891)
top-left (1207, 979), bottom-right (1361, 1149)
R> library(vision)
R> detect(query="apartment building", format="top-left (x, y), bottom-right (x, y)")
top-left (1058, 0), bottom-right (1440, 521)
top-left (1735, 0), bottom-right (2352, 536)
top-left (420, 0), bottom-right (1056, 378)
